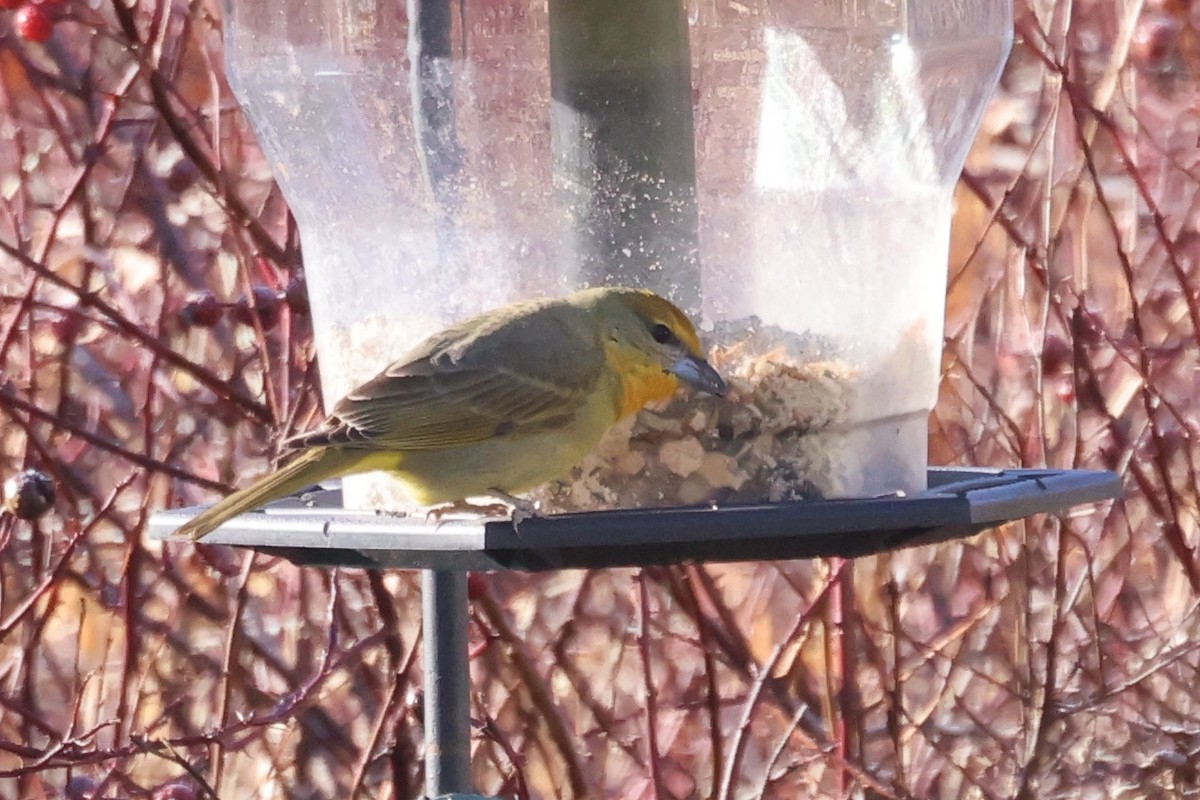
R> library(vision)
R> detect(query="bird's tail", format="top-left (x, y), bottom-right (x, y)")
top-left (174, 446), bottom-right (362, 541)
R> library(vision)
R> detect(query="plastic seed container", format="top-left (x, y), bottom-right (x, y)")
top-left (221, 0), bottom-right (1013, 510)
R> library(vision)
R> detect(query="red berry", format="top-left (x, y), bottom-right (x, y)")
top-left (64, 776), bottom-right (99, 800)
top-left (164, 159), bottom-right (200, 193)
top-left (180, 291), bottom-right (223, 328)
top-left (1131, 14), bottom-right (1181, 70)
top-left (3, 469), bottom-right (55, 521)
top-left (1040, 334), bottom-right (1072, 377)
top-left (152, 783), bottom-right (197, 800)
top-left (234, 285), bottom-right (282, 330)
top-left (15, 6), bottom-right (53, 42)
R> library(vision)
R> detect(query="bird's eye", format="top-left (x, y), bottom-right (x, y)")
top-left (651, 323), bottom-right (674, 344)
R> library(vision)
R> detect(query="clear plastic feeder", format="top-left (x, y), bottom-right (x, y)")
top-left (222, 0), bottom-right (1012, 509)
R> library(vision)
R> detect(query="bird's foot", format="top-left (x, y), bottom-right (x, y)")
top-left (424, 499), bottom-right (514, 524)
top-left (486, 489), bottom-right (542, 528)
top-left (423, 493), bottom-right (542, 528)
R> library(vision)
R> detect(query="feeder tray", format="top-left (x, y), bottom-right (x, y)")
top-left (149, 467), bottom-right (1121, 570)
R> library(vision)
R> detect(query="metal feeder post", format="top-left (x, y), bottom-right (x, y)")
top-left (549, 0), bottom-right (702, 310)
top-left (422, 570), bottom-right (474, 799)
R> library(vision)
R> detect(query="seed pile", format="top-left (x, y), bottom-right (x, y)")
top-left (531, 335), bottom-right (856, 512)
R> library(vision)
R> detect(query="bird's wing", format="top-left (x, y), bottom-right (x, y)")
top-left (324, 304), bottom-right (609, 450)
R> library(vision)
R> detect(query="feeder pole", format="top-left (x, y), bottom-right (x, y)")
top-left (407, 0), bottom-right (462, 207)
top-left (548, 0), bottom-right (701, 313)
top-left (422, 569), bottom-right (473, 797)
top-left (408, 0), bottom-right (470, 313)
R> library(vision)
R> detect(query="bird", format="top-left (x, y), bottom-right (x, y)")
top-left (175, 286), bottom-right (727, 540)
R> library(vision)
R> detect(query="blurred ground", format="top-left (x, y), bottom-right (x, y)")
top-left (1, 0), bottom-right (1199, 798)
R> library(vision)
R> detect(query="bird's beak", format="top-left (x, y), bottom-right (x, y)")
top-left (668, 354), bottom-right (728, 396)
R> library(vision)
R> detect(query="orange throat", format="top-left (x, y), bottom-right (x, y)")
top-left (607, 346), bottom-right (680, 417)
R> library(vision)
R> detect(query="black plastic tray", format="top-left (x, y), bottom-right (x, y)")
top-left (147, 467), bottom-right (1122, 571)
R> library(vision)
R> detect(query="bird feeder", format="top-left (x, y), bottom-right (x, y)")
top-left (154, 1), bottom-right (1122, 797)
top-left (219, 0), bottom-right (1017, 508)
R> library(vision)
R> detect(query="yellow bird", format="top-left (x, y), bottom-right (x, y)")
top-left (176, 286), bottom-right (726, 540)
